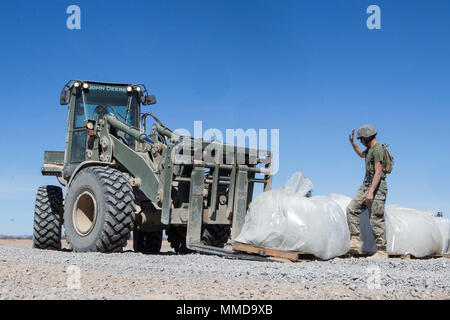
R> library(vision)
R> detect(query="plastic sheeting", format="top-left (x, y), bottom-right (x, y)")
top-left (235, 173), bottom-right (350, 260)
top-left (385, 205), bottom-right (443, 257)
top-left (331, 196), bottom-right (448, 255)
top-left (433, 217), bottom-right (450, 254)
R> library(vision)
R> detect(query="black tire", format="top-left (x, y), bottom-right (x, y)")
top-left (201, 225), bottom-right (231, 248)
top-left (133, 230), bottom-right (162, 254)
top-left (32, 186), bottom-right (63, 250)
top-left (167, 224), bottom-right (231, 253)
top-left (166, 226), bottom-right (192, 254)
top-left (64, 166), bottom-right (135, 253)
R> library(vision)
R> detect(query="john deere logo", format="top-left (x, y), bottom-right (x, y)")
top-left (89, 85), bottom-right (127, 93)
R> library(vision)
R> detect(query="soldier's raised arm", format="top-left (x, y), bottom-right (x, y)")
top-left (349, 129), bottom-right (366, 158)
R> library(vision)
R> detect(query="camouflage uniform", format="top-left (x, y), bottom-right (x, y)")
top-left (347, 143), bottom-right (388, 250)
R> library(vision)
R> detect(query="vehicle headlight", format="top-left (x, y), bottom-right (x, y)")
top-left (74, 82), bottom-right (81, 88)
top-left (127, 86), bottom-right (133, 92)
top-left (82, 83), bottom-right (89, 90)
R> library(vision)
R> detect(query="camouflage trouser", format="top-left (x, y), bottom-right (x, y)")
top-left (346, 180), bottom-right (388, 250)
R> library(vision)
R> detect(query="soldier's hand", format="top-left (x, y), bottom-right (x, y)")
top-left (349, 129), bottom-right (355, 143)
top-left (365, 191), bottom-right (374, 207)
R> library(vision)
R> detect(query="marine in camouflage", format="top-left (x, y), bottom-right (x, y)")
top-left (348, 124), bottom-right (387, 251)
top-left (347, 181), bottom-right (387, 250)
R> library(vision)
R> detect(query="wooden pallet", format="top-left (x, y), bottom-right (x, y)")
top-left (232, 242), bottom-right (378, 261)
top-left (232, 242), bottom-right (377, 261)
top-left (232, 242), bottom-right (450, 262)
top-left (232, 242), bottom-right (322, 262)
top-left (387, 253), bottom-right (450, 260)
top-left (345, 249), bottom-right (450, 260)
top-left (340, 250), bottom-right (373, 259)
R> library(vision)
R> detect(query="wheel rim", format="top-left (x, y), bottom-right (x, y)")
top-left (73, 191), bottom-right (97, 236)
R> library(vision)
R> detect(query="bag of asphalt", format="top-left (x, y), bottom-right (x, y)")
top-left (385, 205), bottom-right (443, 257)
top-left (235, 172), bottom-right (350, 260)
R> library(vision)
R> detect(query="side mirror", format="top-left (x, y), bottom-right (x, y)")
top-left (141, 94), bottom-right (157, 106)
top-left (60, 88), bottom-right (70, 105)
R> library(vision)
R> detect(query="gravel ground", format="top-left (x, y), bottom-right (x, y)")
top-left (0, 239), bottom-right (448, 300)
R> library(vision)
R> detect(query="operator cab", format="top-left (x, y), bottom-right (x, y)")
top-left (59, 80), bottom-right (156, 178)
top-left (74, 83), bottom-right (140, 128)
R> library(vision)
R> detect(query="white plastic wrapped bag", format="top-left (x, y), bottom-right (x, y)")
top-left (328, 194), bottom-right (377, 253)
top-left (283, 172), bottom-right (313, 195)
top-left (235, 173), bottom-right (350, 260)
top-left (433, 217), bottom-right (450, 253)
top-left (385, 205), bottom-right (442, 257)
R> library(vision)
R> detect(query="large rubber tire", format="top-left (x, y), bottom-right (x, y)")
top-left (32, 186), bottom-right (63, 250)
top-left (64, 167), bottom-right (135, 253)
top-left (133, 231), bottom-right (162, 254)
top-left (166, 226), bottom-right (193, 254)
top-left (201, 225), bottom-right (231, 248)
top-left (167, 225), bottom-right (231, 253)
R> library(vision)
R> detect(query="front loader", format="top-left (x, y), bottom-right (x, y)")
top-left (33, 80), bottom-right (273, 255)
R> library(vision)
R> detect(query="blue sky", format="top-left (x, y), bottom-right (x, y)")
top-left (0, 0), bottom-right (449, 235)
